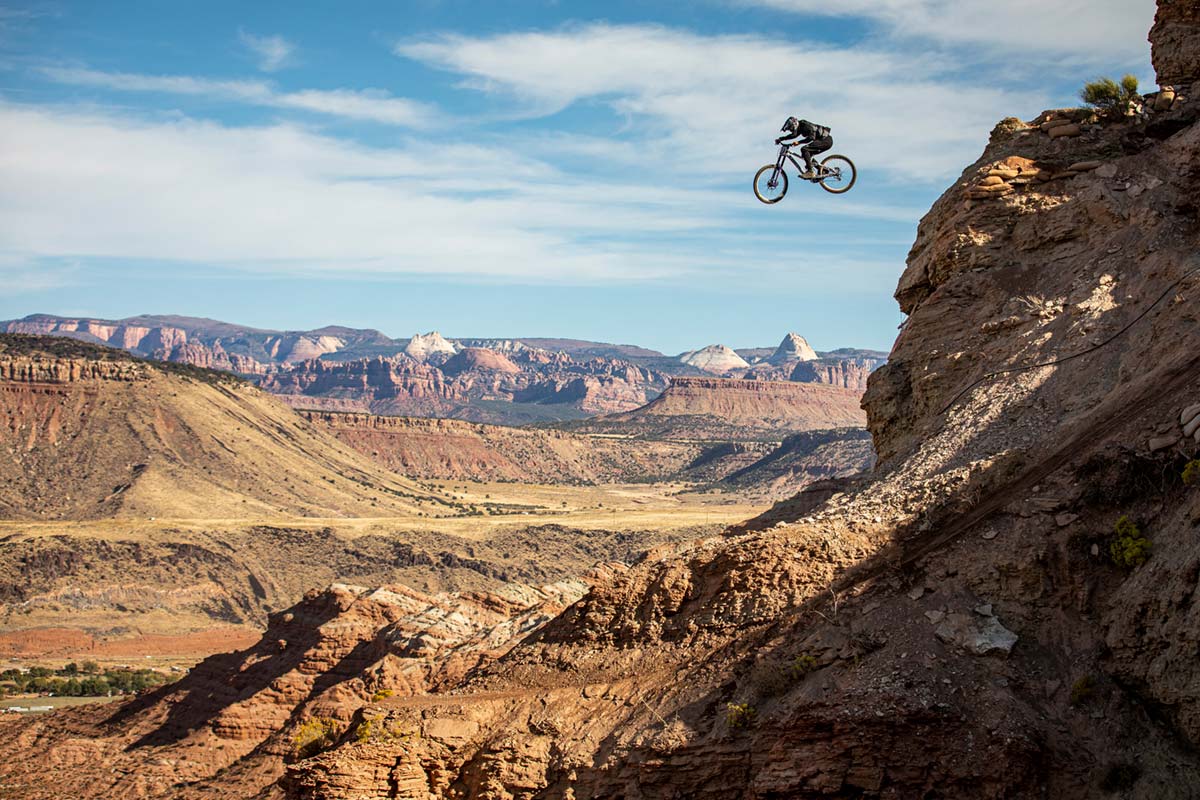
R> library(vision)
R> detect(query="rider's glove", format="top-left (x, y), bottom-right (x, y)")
top-left (774, 138), bottom-right (783, 145)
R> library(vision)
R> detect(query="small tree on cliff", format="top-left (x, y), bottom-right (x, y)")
top-left (1080, 75), bottom-right (1141, 119)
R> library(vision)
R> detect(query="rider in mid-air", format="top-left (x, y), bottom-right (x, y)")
top-left (775, 117), bottom-right (832, 180)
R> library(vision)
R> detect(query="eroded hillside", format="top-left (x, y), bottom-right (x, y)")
top-left (0, 335), bottom-right (448, 520)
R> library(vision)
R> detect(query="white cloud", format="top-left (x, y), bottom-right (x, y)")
top-left (0, 102), bottom-right (786, 284)
top-left (238, 29), bottom-right (296, 72)
top-left (396, 24), bottom-right (1047, 181)
top-left (737, 0), bottom-right (1156, 63)
top-left (38, 66), bottom-right (436, 128)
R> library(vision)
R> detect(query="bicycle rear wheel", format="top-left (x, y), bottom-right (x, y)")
top-left (753, 165), bottom-right (788, 204)
top-left (818, 155), bottom-right (857, 194)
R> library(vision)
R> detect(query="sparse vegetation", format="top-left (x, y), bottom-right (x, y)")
top-left (726, 702), bottom-right (756, 729)
top-left (1183, 460), bottom-right (1200, 486)
top-left (1070, 675), bottom-right (1096, 707)
top-left (369, 688), bottom-right (393, 702)
top-left (292, 716), bottom-right (343, 758)
top-left (352, 715), bottom-right (414, 744)
top-left (0, 665), bottom-right (172, 698)
top-left (1079, 75), bottom-right (1140, 119)
top-left (1109, 516), bottom-right (1151, 569)
top-left (789, 654), bottom-right (818, 680)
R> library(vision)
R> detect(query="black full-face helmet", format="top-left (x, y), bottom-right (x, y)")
top-left (780, 116), bottom-right (800, 134)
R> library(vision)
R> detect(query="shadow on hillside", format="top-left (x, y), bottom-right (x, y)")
top-left (108, 595), bottom-right (351, 750)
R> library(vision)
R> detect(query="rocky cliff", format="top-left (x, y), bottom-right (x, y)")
top-left (569, 377), bottom-right (867, 442)
top-left (260, 351), bottom-right (669, 424)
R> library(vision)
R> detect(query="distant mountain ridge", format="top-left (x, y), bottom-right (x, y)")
top-left (2, 314), bottom-right (887, 424)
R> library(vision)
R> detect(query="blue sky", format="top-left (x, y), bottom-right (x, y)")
top-left (0, 0), bottom-right (1156, 354)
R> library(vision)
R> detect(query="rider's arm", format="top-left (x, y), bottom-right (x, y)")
top-left (775, 134), bottom-right (811, 145)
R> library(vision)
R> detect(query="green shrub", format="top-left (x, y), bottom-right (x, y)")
top-left (369, 688), bottom-right (393, 702)
top-left (1070, 675), bottom-right (1095, 707)
top-left (1080, 75), bottom-right (1140, 118)
top-left (1182, 460), bottom-right (1200, 486)
top-left (292, 717), bottom-right (342, 758)
top-left (726, 703), bottom-right (756, 729)
top-left (789, 654), bottom-right (819, 680)
top-left (1109, 516), bottom-right (1151, 569)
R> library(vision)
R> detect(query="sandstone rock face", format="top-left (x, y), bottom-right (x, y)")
top-left (1151, 0), bottom-right (1200, 87)
top-left (403, 331), bottom-right (458, 361)
top-left (769, 332), bottom-right (818, 363)
top-left (260, 352), bottom-right (669, 424)
top-left (679, 344), bottom-right (751, 373)
top-left (0, 580), bottom-right (588, 799)
top-left (864, 78), bottom-right (1200, 465)
top-left (571, 377), bottom-right (867, 442)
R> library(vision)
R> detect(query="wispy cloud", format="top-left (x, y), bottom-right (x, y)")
top-left (238, 29), bottom-right (296, 72)
top-left (37, 66), bottom-right (437, 128)
top-left (0, 101), bottom-right (793, 285)
top-left (735, 0), bottom-right (1156, 63)
top-left (396, 24), bottom-right (1048, 181)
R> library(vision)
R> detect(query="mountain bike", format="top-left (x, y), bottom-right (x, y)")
top-left (753, 142), bottom-right (857, 203)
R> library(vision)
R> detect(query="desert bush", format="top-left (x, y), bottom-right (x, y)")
top-left (1070, 675), bottom-right (1096, 707)
top-left (1183, 460), bottom-right (1200, 486)
top-left (1109, 516), bottom-right (1151, 569)
top-left (370, 688), bottom-right (393, 702)
top-left (352, 716), bottom-right (414, 744)
top-left (292, 716), bottom-right (342, 758)
top-left (1080, 75), bottom-right (1140, 118)
top-left (789, 654), bottom-right (819, 680)
top-left (726, 703), bottom-right (756, 729)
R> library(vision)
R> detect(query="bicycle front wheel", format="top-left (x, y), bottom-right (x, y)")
top-left (753, 165), bottom-right (788, 204)
top-left (818, 155), bottom-right (857, 194)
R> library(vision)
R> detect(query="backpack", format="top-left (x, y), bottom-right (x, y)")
top-left (810, 122), bottom-right (831, 139)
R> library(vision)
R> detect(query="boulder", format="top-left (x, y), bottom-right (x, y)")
top-left (1184, 414), bottom-right (1200, 438)
top-left (980, 175), bottom-right (1007, 187)
top-left (1068, 161), bottom-right (1103, 172)
top-left (1095, 163), bottom-right (1119, 178)
top-left (1154, 88), bottom-right (1177, 111)
top-left (1048, 124), bottom-right (1082, 138)
top-left (934, 610), bottom-right (1018, 656)
top-left (1180, 402), bottom-right (1200, 425)
top-left (1149, 434), bottom-right (1181, 451)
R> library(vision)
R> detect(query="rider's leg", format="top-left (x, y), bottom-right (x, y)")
top-left (804, 137), bottom-right (832, 178)
top-left (799, 144), bottom-right (818, 179)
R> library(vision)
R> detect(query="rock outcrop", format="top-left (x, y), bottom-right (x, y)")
top-left (1151, 0), bottom-right (1200, 87)
top-left (568, 377), bottom-right (867, 441)
top-left (679, 344), bottom-right (751, 373)
top-left (769, 332), bottom-right (818, 363)
top-left (261, 351), bottom-right (669, 424)
top-left (403, 331), bottom-right (458, 361)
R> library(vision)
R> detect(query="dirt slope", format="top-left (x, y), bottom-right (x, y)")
top-left (0, 335), bottom-right (449, 520)
top-left (299, 411), bottom-right (703, 484)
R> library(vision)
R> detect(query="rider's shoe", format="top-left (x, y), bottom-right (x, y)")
top-left (800, 168), bottom-right (818, 180)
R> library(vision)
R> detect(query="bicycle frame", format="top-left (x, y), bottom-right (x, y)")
top-left (770, 143), bottom-right (841, 181)
top-left (774, 143), bottom-right (806, 175)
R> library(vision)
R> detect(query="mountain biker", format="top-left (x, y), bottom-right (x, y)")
top-left (775, 117), bottom-right (832, 180)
